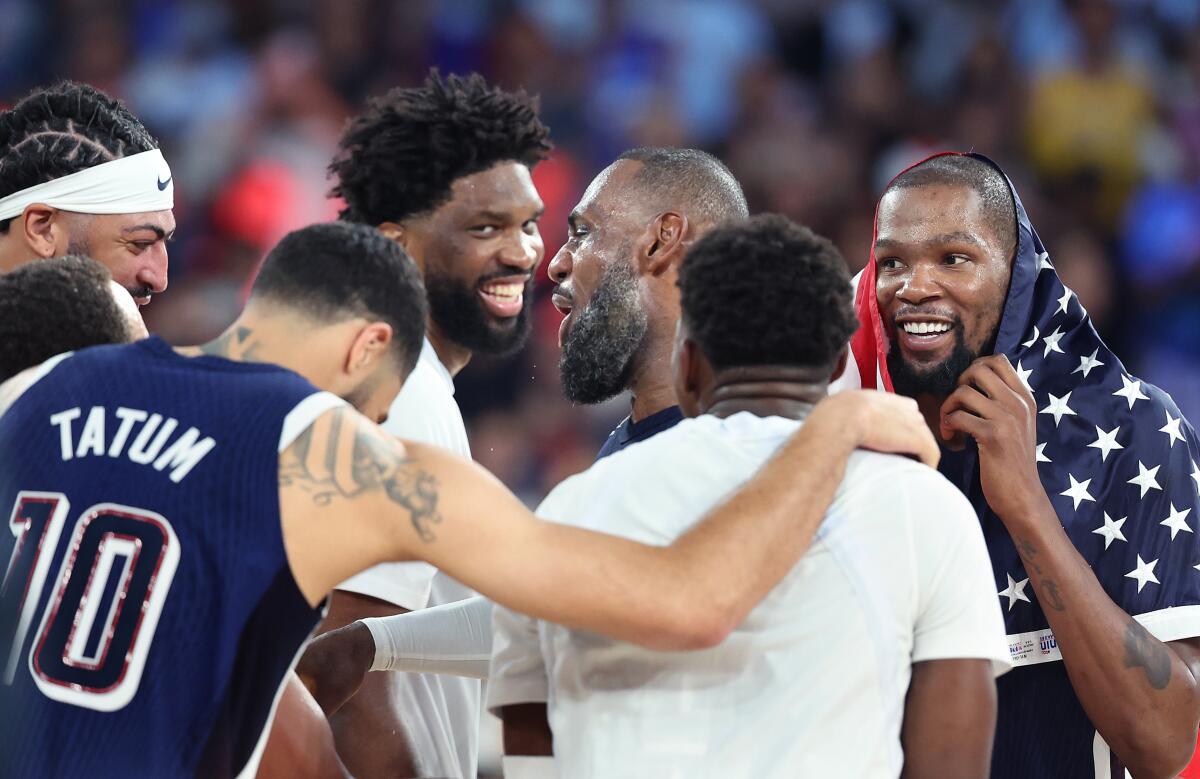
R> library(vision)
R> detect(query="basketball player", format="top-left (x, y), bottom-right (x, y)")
top-left (0, 255), bottom-right (146, 382)
top-left (0, 82), bottom-right (175, 306)
top-left (302, 69), bottom-right (549, 779)
top-left (0, 221), bottom-right (937, 778)
top-left (845, 153), bottom-right (1200, 777)
top-left (488, 215), bottom-right (1010, 777)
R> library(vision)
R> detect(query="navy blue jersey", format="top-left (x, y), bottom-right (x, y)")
top-left (595, 406), bottom-right (684, 460)
top-left (0, 337), bottom-right (332, 778)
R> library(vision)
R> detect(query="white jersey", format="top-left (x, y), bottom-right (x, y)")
top-left (489, 412), bottom-right (1010, 779)
top-left (338, 338), bottom-right (478, 778)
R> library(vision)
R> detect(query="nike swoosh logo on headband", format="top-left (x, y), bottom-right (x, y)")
top-left (157, 176), bottom-right (172, 191)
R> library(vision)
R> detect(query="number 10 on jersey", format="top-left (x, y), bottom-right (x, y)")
top-left (1, 491), bottom-right (179, 712)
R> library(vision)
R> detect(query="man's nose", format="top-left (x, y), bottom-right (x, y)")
top-left (136, 243), bottom-right (169, 294)
top-left (499, 229), bottom-right (542, 273)
top-left (897, 263), bottom-right (941, 305)
top-left (547, 245), bottom-right (572, 284)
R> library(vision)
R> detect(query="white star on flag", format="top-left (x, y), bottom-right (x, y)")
top-left (1060, 474), bottom-right (1095, 510)
top-left (1125, 555), bottom-right (1160, 593)
top-left (1128, 461), bottom-right (1162, 499)
top-left (1087, 425), bottom-right (1123, 462)
top-left (1057, 288), bottom-right (1072, 314)
top-left (1093, 512), bottom-right (1127, 549)
top-left (1038, 251), bottom-right (1054, 271)
top-left (1159, 409), bottom-right (1185, 448)
top-left (1021, 325), bottom-right (1040, 350)
top-left (1193, 461), bottom-right (1200, 494)
top-left (1036, 443), bottom-right (1051, 463)
top-left (1072, 348), bottom-right (1105, 378)
top-left (1161, 504), bottom-right (1193, 541)
top-left (1015, 360), bottom-right (1033, 392)
top-left (1113, 374), bottom-right (1148, 410)
top-left (1040, 391), bottom-right (1077, 427)
top-left (1042, 326), bottom-right (1066, 358)
top-left (999, 573), bottom-right (1031, 611)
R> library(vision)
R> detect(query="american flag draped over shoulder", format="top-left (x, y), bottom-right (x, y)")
top-left (842, 152), bottom-right (1200, 777)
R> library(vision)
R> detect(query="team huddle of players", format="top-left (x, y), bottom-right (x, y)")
top-left (0, 72), bottom-right (1199, 779)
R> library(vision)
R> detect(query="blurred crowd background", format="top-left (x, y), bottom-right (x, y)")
top-left (4, 0), bottom-right (1200, 507)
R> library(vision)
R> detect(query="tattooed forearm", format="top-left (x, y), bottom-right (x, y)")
top-left (281, 407), bottom-right (443, 542)
top-left (1123, 619), bottom-right (1172, 690)
top-left (1042, 580), bottom-right (1066, 611)
top-left (1015, 537), bottom-right (1043, 576)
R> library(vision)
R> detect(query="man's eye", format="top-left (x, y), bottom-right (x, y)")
top-left (471, 225), bottom-right (499, 236)
top-left (523, 219), bottom-right (540, 234)
top-left (944, 255), bottom-right (969, 265)
top-left (130, 242), bottom-right (153, 251)
top-left (879, 257), bottom-right (902, 270)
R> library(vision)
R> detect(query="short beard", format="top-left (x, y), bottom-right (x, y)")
top-left (424, 271), bottom-right (532, 357)
top-left (559, 260), bottom-right (648, 405)
top-left (886, 326), bottom-right (979, 399)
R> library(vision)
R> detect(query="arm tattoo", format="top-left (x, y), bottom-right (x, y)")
top-left (1041, 579), bottom-right (1066, 612)
top-left (280, 408), bottom-right (443, 542)
top-left (1015, 537), bottom-right (1043, 576)
top-left (1123, 619), bottom-right (1172, 690)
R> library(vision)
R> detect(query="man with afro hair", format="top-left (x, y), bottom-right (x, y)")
top-left (303, 70), bottom-right (550, 779)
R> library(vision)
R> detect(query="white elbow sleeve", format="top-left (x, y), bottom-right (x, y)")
top-left (361, 595), bottom-right (494, 679)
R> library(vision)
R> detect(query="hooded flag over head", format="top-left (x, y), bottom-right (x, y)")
top-left (841, 152), bottom-right (1200, 777)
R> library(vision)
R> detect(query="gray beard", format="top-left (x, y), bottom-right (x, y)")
top-left (559, 260), bottom-right (648, 405)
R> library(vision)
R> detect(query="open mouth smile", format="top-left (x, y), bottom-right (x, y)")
top-left (478, 276), bottom-right (529, 318)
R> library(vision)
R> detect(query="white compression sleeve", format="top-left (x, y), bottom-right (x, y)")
top-left (361, 595), bottom-right (494, 678)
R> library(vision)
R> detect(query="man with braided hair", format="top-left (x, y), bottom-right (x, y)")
top-left (300, 69), bottom-right (550, 778)
top-left (0, 81), bottom-right (174, 308)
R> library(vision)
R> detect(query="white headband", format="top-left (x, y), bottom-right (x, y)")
top-left (0, 148), bottom-right (174, 221)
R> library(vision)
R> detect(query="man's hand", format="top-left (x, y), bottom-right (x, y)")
top-left (296, 621), bottom-right (376, 716)
top-left (813, 389), bottom-right (940, 468)
top-left (939, 354), bottom-right (1042, 523)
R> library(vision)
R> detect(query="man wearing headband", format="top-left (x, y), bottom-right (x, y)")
top-left (0, 81), bottom-right (174, 307)
top-left (844, 152), bottom-right (1200, 777)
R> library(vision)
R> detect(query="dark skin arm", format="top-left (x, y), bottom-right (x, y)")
top-left (303, 591), bottom-right (421, 779)
top-left (942, 354), bottom-right (1200, 777)
top-left (900, 659), bottom-right (996, 779)
top-left (258, 674), bottom-right (351, 779)
top-left (499, 704), bottom-right (553, 757)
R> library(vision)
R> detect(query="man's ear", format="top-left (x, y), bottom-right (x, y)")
top-left (829, 345), bottom-right (850, 383)
top-left (640, 212), bottom-right (688, 276)
top-left (673, 333), bottom-right (710, 418)
top-left (346, 322), bottom-right (394, 376)
top-left (21, 205), bottom-right (65, 258)
top-left (378, 221), bottom-right (424, 273)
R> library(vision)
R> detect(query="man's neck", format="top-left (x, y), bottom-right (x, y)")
top-left (426, 322), bottom-right (471, 378)
top-left (701, 366), bottom-right (829, 421)
top-left (184, 308), bottom-right (327, 386)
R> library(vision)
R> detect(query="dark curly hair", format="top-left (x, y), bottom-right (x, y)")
top-left (0, 255), bottom-right (134, 382)
top-left (0, 81), bottom-right (159, 233)
top-left (250, 222), bottom-right (428, 375)
top-left (678, 214), bottom-right (858, 373)
top-left (330, 71), bottom-right (552, 225)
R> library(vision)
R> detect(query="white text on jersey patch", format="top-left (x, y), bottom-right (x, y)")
top-left (49, 406), bottom-right (216, 483)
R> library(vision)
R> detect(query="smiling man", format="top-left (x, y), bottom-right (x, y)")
top-left (301, 70), bottom-right (550, 779)
top-left (845, 152), bottom-right (1200, 778)
top-left (0, 81), bottom-right (175, 307)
